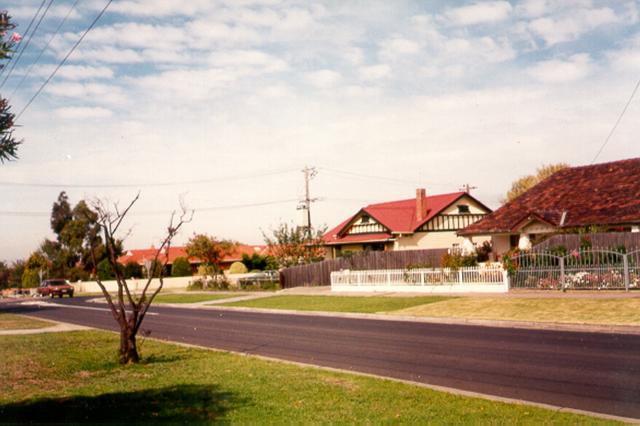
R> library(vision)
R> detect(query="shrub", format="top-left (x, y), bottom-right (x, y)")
top-left (124, 261), bottom-right (143, 279)
top-left (441, 252), bottom-right (477, 269)
top-left (171, 256), bottom-right (192, 277)
top-left (228, 261), bottom-right (248, 274)
top-left (476, 241), bottom-right (493, 262)
top-left (21, 269), bottom-right (40, 288)
top-left (97, 258), bottom-right (114, 280)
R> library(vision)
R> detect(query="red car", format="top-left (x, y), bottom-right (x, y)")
top-left (37, 279), bottom-right (75, 298)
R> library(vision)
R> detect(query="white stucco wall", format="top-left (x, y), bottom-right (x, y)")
top-left (72, 276), bottom-right (195, 293)
top-left (395, 232), bottom-right (491, 251)
top-left (491, 235), bottom-right (512, 257)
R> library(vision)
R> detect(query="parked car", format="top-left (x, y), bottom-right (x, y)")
top-left (37, 279), bottom-right (74, 298)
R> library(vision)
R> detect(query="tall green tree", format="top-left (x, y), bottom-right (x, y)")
top-left (0, 12), bottom-right (22, 163)
top-left (503, 163), bottom-right (569, 204)
top-left (185, 234), bottom-right (237, 273)
top-left (263, 223), bottom-right (326, 268)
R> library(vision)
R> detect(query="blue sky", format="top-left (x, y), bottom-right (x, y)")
top-left (1, 0), bottom-right (639, 261)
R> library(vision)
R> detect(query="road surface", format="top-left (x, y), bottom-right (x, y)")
top-left (4, 297), bottom-right (639, 419)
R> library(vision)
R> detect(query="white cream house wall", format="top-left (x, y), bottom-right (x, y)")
top-left (395, 195), bottom-right (491, 250)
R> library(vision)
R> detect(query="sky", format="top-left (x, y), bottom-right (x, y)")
top-left (0, 0), bottom-right (639, 262)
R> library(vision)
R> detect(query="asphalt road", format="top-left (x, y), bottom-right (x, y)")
top-left (5, 297), bottom-right (640, 419)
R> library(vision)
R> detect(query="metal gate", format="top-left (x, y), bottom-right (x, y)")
top-left (509, 249), bottom-right (639, 291)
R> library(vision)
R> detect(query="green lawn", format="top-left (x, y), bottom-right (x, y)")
top-left (392, 297), bottom-right (640, 326)
top-left (219, 295), bottom-right (455, 313)
top-left (151, 293), bottom-right (241, 304)
top-left (0, 331), bottom-right (616, 424)
top-left (0, 313), bottom-right (53, 330)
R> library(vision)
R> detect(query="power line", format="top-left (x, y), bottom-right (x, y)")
top-left (0, 0), bottom-right (46, 81)
top-left (0, 0), bottom-right (53, 90)
top-left (0, 168), bottom-right (297, 188)
top-left (8, 0), bottom-right (81, 102)
top-left (318, 166), bottom-right (454, 188)
top-left (0, 198), bottom-right (299, 217)
top-left (16, 0), bottom-right (114, 121)
top-left (591, 76), bottom-right (640, 164)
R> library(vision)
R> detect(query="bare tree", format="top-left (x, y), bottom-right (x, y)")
top-left (89, 194), bottom-right (192, 364)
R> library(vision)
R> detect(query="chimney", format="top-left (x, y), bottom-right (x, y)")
top-left (416, 188), bottom-right (427, 221)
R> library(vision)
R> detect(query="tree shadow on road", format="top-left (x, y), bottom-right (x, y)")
top-left (0, 384), bottom-right (242, 424)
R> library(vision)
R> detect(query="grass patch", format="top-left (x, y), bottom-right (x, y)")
top-left (151, 293), bottom-right (241, 304)
top-left (220, 295), bottom-right (454, 313)
top-left (0, 313), bottom-right (53, 330)
top-left (0, 330), bottom-right (616, 424)
top-left (392, 297), bottom-right (640, 325)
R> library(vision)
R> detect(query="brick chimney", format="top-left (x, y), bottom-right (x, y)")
top-left (416, 188), bottom-right (427, 221)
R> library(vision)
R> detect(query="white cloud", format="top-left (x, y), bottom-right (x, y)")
top-left (529, 7), bottom-right (621, 45)
top-left (131, 68), bottom-right (238, 101)
top-left (305, 69), bottom-right (341, 89)
top-left (209, 50), bottom-right (288, 72)
top-left (31, 65), bottom-right (114, 80)
top-left (528, 53), bottom-right (592, 83)
top-left (55, 107), bottom-right (113, 119)
top-left (378, 37), bottom-right (421, 59)
top-left (359, 64), bottom-right (391, 81)
top-left (443, 1), bottom-right (512, 26)
top-left (45, 82), bottom-right (127, 105)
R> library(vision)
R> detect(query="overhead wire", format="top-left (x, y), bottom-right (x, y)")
top-left (16, 0), bottom-right (114, 121)
top-left (0, 0), bottom-right (46, 81)
top-left (0, 0), bottom-right (53, 90)
top-left (591, 76), bottom-right (640, 164)
top-left (0, 168), bottom-right (298, 188)
top-left (0, 198), bottom-right (299, 217)
top-left (8, 0), bottom-right (81, 102)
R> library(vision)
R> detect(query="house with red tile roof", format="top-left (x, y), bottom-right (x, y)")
top-left (117, 244), bottom-right (268, 274)
top-left (323, 189), bottom-right (492, 258)
top-left (459, 158), bottom-right (640, 255)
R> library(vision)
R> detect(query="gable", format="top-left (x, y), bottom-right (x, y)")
top-left (417, 194), bottom-right (490, 232)
top-left (343, 212), bottom-right (388, 235)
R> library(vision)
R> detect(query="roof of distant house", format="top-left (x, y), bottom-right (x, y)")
top-left (460, 157), bottom-right (640, 236)
top-left (117, 244), bottom-right (267, 265)
top-left (324, 191), bottom-right (489, 245)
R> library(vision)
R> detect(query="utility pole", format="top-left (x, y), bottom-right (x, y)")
top-left (459, 183), bottom-right (477, 194)
top-left (299, 166), bottom-right (318, 238)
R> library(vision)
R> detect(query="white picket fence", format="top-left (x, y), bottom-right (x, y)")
top-left (331, 265), bottom-right (508, 293)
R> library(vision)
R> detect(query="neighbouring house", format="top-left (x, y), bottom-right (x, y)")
top-left (323, 188), bottom-right (492, 258)
top-left (117, 244), bottom-right (268, 274)
top-left (459, 157), bottom-right (640, 256)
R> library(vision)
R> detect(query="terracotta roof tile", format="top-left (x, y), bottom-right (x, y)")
top-left (461, 158), bottom-right (640, 235)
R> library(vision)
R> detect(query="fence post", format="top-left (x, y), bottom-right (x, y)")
top-left (502, 269), bottom-right (509, 292)
top-left (420, 271), bottom-right (425, 286)
top-left (623, 255), bottom-right (630, 292)
top-left (386, 271), bottom-right (391, 285)
top-left (560, 257), bottom-right (565, 290)
top-left (458, 269), bottom-right (463, 285)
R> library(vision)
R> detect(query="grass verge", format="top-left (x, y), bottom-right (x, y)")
top-left (0, 330), bottom-right (617, 424)
top-left (392, 297), bottom-right (640, 326)
top-left (0, 313), bottom-right (53, 330)
top-left (152, 293), bottom-right (242, 304)
top-left (219, 295), bottom-right (454, 313)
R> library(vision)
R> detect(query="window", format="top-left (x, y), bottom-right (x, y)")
top-left (360, 215), bottom-right (370, 224)
top-left (457, 205), bottom-right (470, 214)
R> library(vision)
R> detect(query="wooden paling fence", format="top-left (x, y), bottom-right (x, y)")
top-left (534, 232), bottom-right (640, 251)
top-left (280, 249), bottom-right (448, 288)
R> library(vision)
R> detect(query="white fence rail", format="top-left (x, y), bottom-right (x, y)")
top-left (331, 265), bottom-right (508, 293)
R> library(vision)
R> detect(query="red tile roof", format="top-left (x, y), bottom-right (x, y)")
top-left (324, 191), bottom-right (481, 245)
top-left (117, 244), bottom-right (267, 265)
top-left (460, 158), bottom-right (640, 235)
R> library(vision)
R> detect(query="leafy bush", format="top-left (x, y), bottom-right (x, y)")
top-left (124, 261), bottom-right (143, 279)
top-left (171, 257), bottom-right (192, 277)
top-left (441, 252), bottom-right (478, 269)
top-left (97, 258), bottom-right (115, 280)
top-left (21, 269), bottom-right (40, 288)
top-left (187, 276), bottom-right (230, 291)
top-left (476, 241), bottom-right (493, 262)
top-left (228, 261), bottom-right (248, 274)
top-left (241, 253), bottom-right (278, 271)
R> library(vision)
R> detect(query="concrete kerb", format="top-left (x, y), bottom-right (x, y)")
top-left (0, 314), bottom-right (91, 335)
top-left (146, 336), bottom-right (638, 424)
top-left (82, 294), bottom-right (640, 335)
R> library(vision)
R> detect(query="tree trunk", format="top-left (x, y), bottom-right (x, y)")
top-left (119, 325), bottom-right (139, 364)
